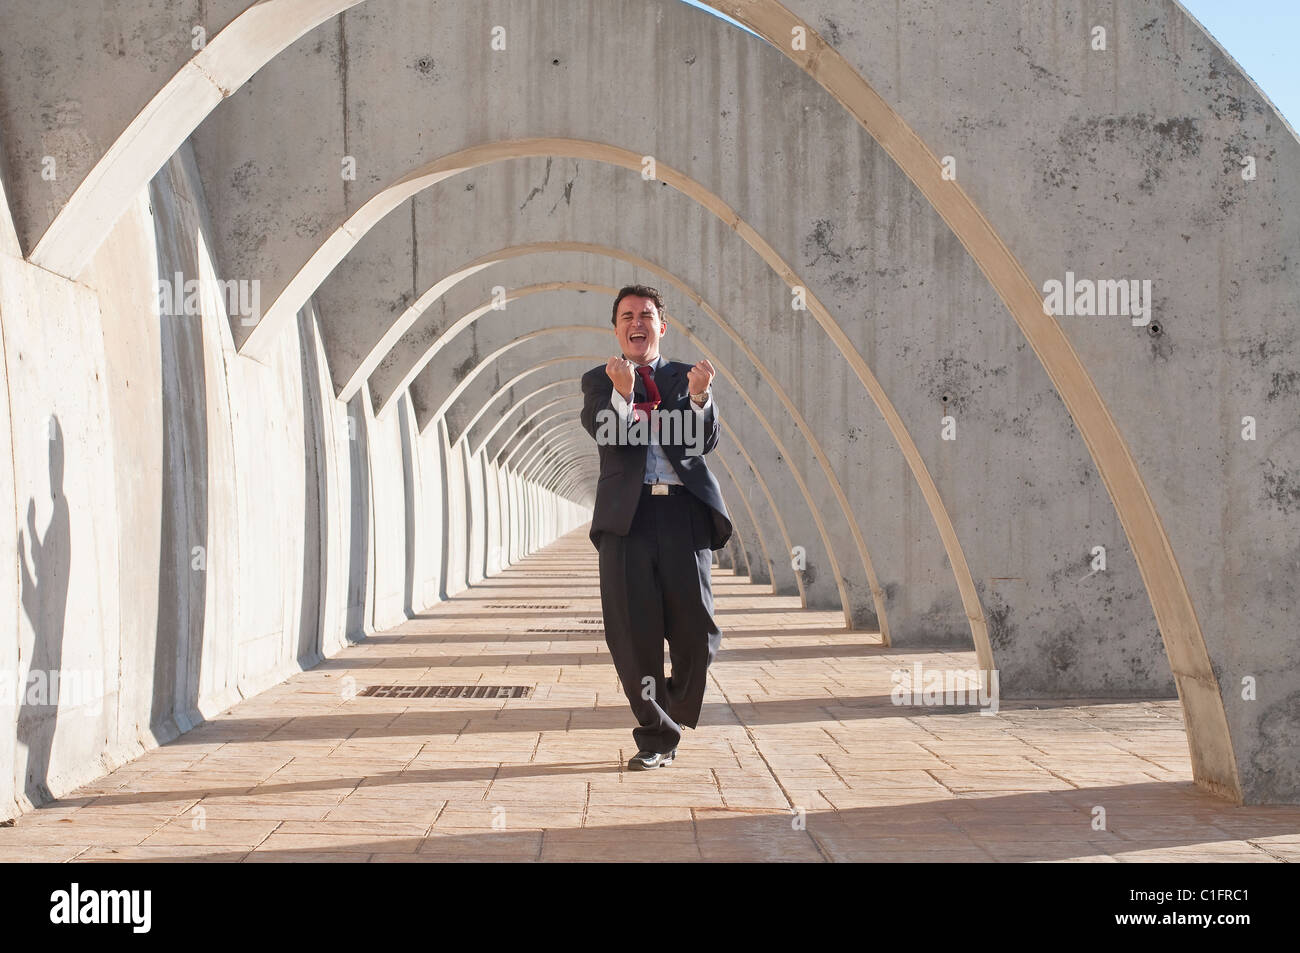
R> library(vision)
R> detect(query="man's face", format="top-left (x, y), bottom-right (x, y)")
top-left (614, 295), bottom-right (666, 364)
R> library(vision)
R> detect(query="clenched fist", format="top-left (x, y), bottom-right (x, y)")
top-left (606, 356), bottom-right (635, 399)
top-left (687, 358), bottom-right (715, 397)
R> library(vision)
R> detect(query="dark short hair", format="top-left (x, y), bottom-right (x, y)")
top-left (611, 285), bottom-right (665, 326)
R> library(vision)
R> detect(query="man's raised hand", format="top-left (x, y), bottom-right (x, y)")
top-left (606, 356), bottom-right (635, 400)
top-left (687, 358), bottom-right (715, 397)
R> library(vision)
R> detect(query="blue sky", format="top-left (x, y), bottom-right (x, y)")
top-left (1181, 1), bottom-right (1298, 128)
top-left (682, 0), bottom-right (1298, 129)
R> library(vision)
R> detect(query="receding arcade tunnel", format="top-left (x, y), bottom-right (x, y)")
top-left (2, 0), bottom-right (1300, 872)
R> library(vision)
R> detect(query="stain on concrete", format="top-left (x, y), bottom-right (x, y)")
top-left (1146, 319), bottom-right (1174, 362)
top-left (1012, 42), bottom-right (1072, 97)
top-left (1247, 690), bottom-right (1300, 802)
top-left (549, 163), bottom-right (579, 214)
top-left (804, 218), bottom-right (843, 267)
top-left (519, 157), bottom-right (553, 212)
top-left (1053, 114), bottom-right (1203, 195)
top-left (1262, 460), bottom-right (1300, 514)
top-left (452, 353), bottom-right (476, 383)
top-left (1266, 369), bottom-right (1298, 402)
top-left (986, 600), bottom-right (1014, 651)
top-left (924, 355), bottom-right (1007, 415)
top-left (229, 160), bottom-right (258, 201)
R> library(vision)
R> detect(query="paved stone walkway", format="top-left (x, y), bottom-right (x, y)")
top-left (4, 528), bottom-right (1299, 862)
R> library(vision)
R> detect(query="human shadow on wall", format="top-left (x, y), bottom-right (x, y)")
top-left (16, 417), bottom-right (70, 803)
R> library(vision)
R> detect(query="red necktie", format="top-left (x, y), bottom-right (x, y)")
top-left (633, 364), bottom-right (661, 419)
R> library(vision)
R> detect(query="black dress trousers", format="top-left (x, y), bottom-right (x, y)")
top-left (597, 487), bottom-right (723, 754)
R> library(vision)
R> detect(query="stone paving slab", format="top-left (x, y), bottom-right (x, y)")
top-left (3, 527), bottom-right (1299, 862)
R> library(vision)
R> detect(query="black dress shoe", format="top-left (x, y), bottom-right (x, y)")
top-left (628, 749), bottom-right (676, 770)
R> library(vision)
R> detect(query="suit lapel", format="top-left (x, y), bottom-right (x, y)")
top-left (654, 360), bottom-right (681, 404)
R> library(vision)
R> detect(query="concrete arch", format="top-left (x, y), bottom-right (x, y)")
top-left (139, 3), bottom-right (1128, 691)
top-left (3, 0), bottom-right (1293, 801)
top-left (485, 394), bottom-right (582, 461)
top-left (392, 274), bottom-right (897, 628)
top-left (7, 0), bottom-right (1107, 702)
top-left (20, 1), bottom-right (359, 276)
top-left (415, 327), bottom-right (841, 616)
top-left (2, 0), bottom-right (1196, 707)
top-left (710, 0), bottom-right (1236, 799)
top-left (498, 405), bottom-right (585, 468)
top-left (211, 134), bottom-right (976, 664)
top-left (532, 450), bottom-right (598, 498)
top-left (514, 417), bottom-right (757, 579)
top-left (515, 425), bottom-right (590, 482)
top-left (525, 442), bottom-right (593, 496)
top-left (413, 310), bottom-right (868, 623)
top-left (178, 7), bottom-right (1164, 702)
top-left (221, 140), bottom-right (976, 665)
top-left (361, 249), bottom-right (904, 616)
top-left (481, 375), bottom-right (784, 592)
top-left (0, 7), bottom-right (1259, 753)
top-left (420, 349), bottom-right (806, 603)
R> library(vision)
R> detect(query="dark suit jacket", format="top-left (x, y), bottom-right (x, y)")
top-left (580, 359), bottom-right (732, 551)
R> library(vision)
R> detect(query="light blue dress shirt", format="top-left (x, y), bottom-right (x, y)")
top-left (608, 353), bottom-right (710, 485)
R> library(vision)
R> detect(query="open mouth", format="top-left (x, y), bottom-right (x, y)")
top-left (629, 332), bottom-right (647, 344)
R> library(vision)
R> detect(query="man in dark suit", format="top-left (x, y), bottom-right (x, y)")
top-left (580, 285), bottom-right (732, 770)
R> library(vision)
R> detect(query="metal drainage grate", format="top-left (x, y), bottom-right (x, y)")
top-left (359, 685), bottom-right (532, 699)
top-left (576, 618), bottom-right (602, 624)
top-left (526, 627), bottom-right (605, 634)
top-left (484, 603), bottom-right (572, 609)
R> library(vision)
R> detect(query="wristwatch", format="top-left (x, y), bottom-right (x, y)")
top-left (690, 389), bottom-right (710, 406)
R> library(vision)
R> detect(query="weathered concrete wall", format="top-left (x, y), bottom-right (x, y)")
top-left (766, 0), bottom-right (1300, 800)
top-left (1, 0), bottom-right (1297, 803)
top-left (0, 144), bottom-right (587, 820)
top-left (1, 234), bottom-right (123, 811)
top-left (176, 0), bottom-right (1166, 687)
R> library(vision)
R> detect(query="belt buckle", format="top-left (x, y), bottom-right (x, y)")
top-left (650, 483), bottom-right (669, 496)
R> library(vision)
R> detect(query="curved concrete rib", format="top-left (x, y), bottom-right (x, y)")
top-left (710, 0), bottom-right (1235, 800)
top-left (13, 0), bottom-right (1285, 798)
top-left (514, 423), bottom-right (588, 480)
top-left (418, 319), bottom-right (863, 626)
top-left (495, 400), bottom-right (584, 465)
top-left (28, 0), bottom-right (360, 277)
top-left (529, 449), bottom-right (591, 497)
top-left (482, 375), bottom-right (783, 593)
top-left (397, 276), bottom-right (889, 630)
top-left (485, 394), bottom-right (582, 461)
top-left (236, 136), bottom-right (974, 647)
top-left (516, 426), bottom-right (754, 585)
top-left (509, 421), bottom-right (592, 483)
top-left (19, 0), bottom-right (1149, 695)
top-left (416, 325), bottom-right (831, 611)
top-left (7, 6), bottom-right (1246, 775)
top-left (253, 136), bottom-right (978, 642)
top-left (220, 134), bottom-right (981, 650)
top-left (420, 349), bottom-right (805, 601)
top-left (532, 444), bottom-right (596, 493)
